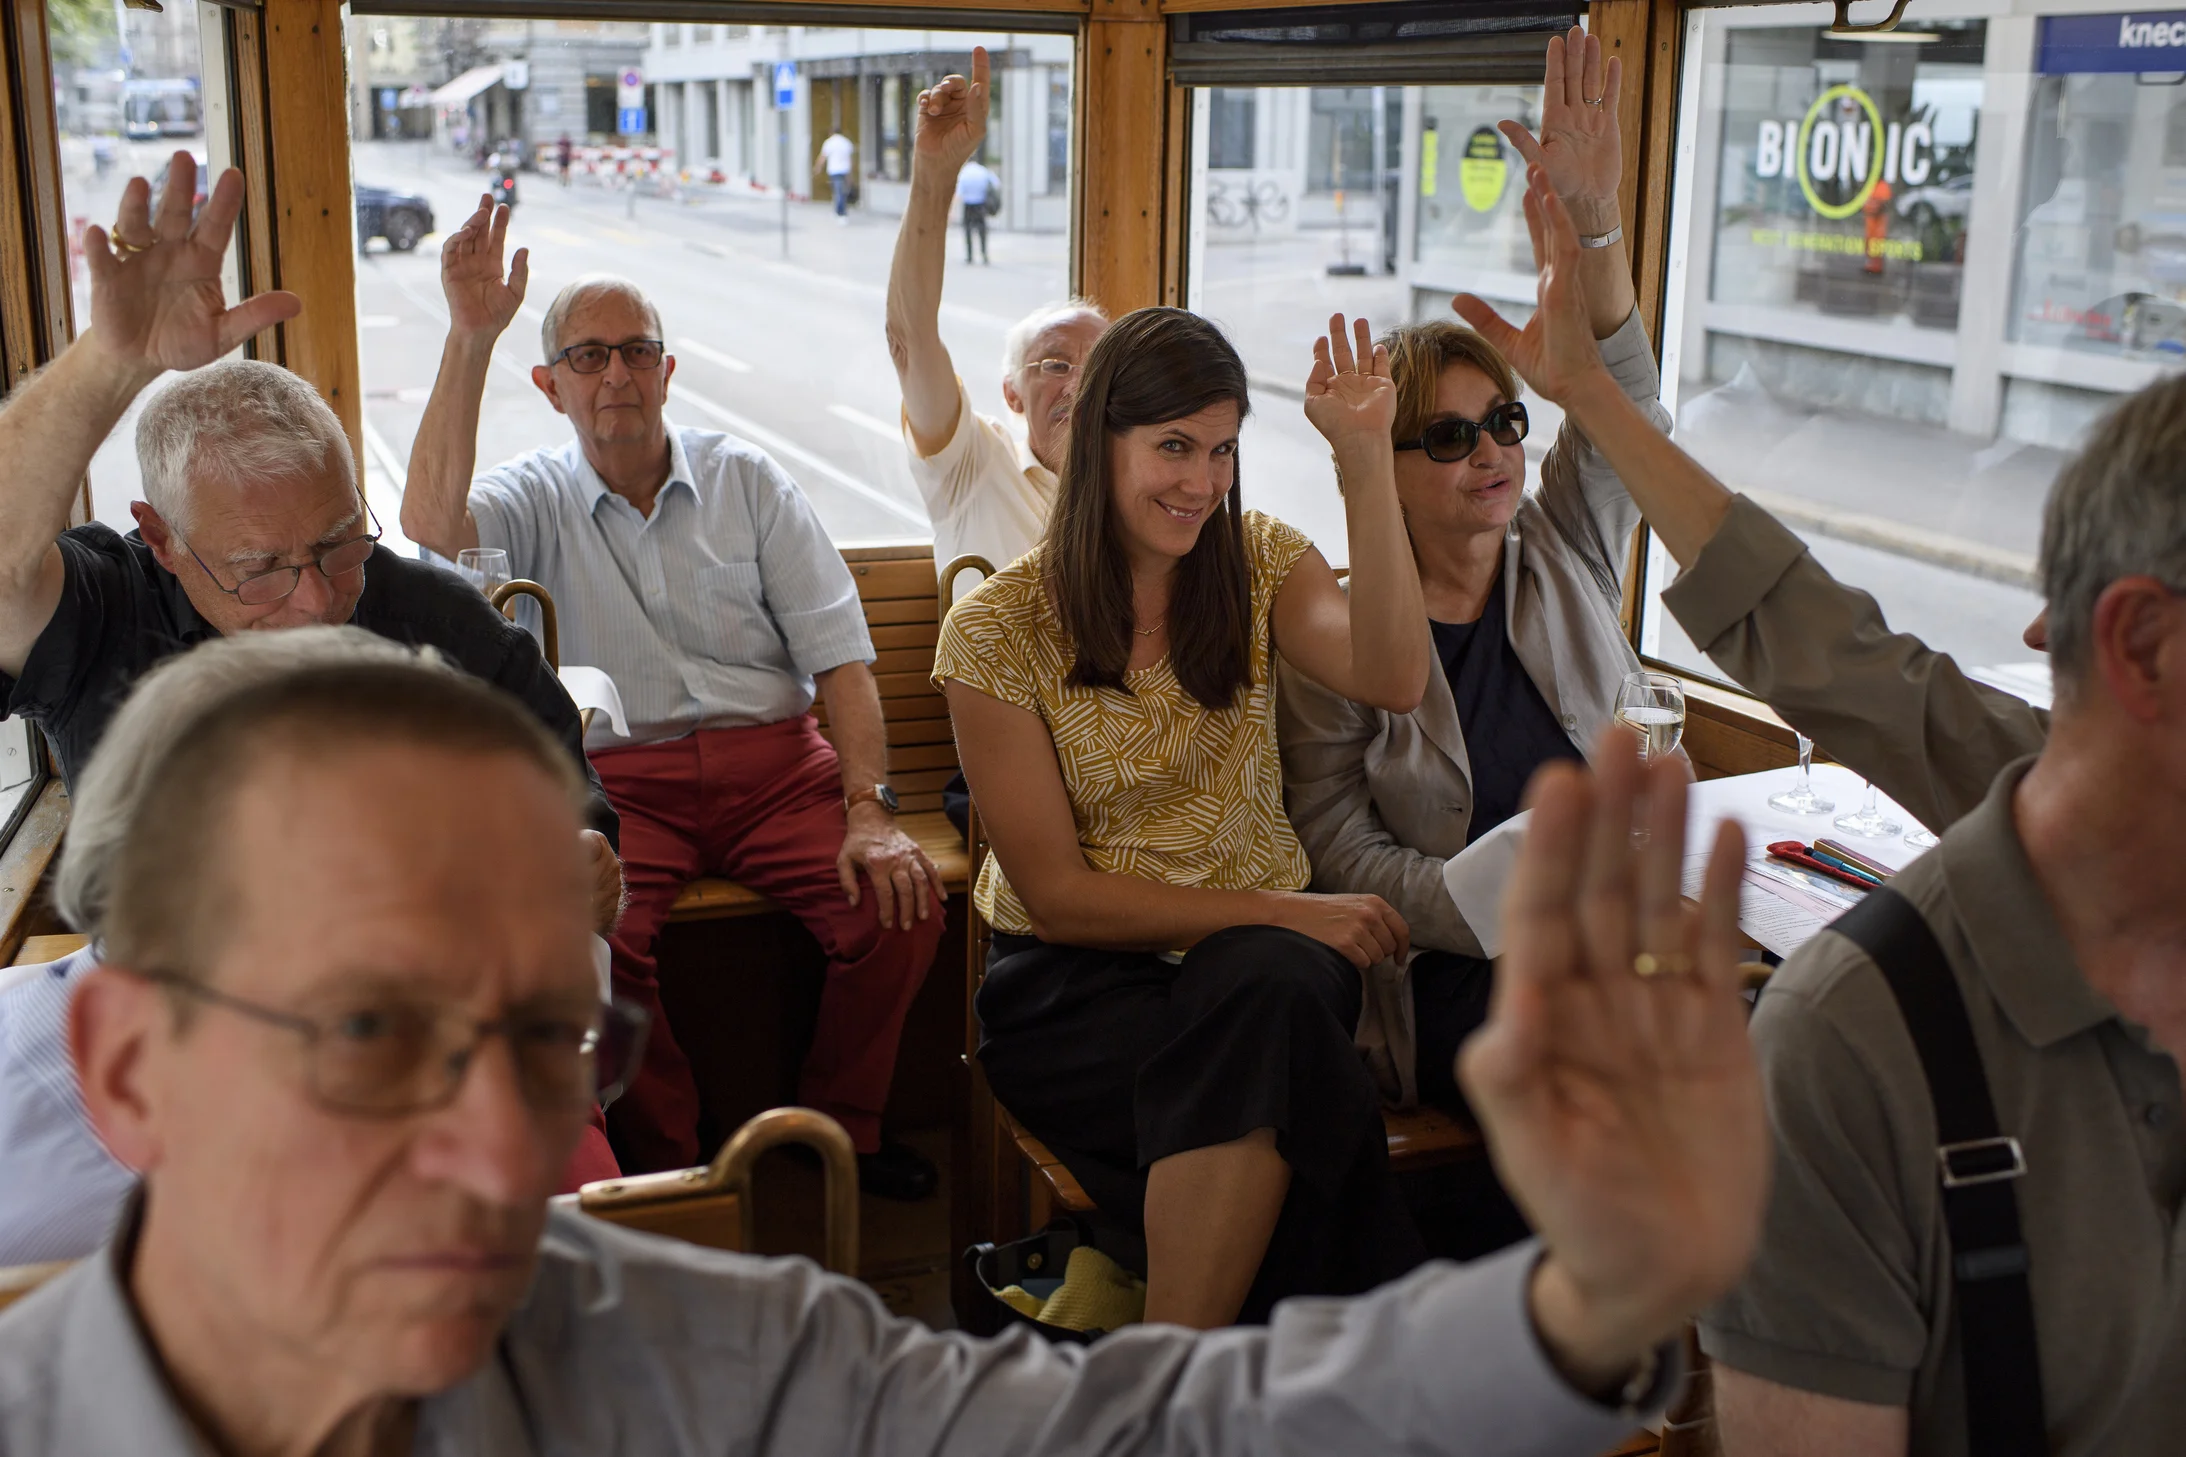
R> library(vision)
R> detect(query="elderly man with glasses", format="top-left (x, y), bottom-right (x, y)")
top-left (401, 200), bottom-right (945, 1198)
top-left (0, 154), bottom-right (624, 934)
top-left (0, 626), bottom-right (1773, 1457)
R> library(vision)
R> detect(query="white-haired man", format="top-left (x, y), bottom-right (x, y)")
top-left (884, 47), bottom-right (1107, 591)
top-left (0, 155), bottom-right (624, 931)
top-left (0, 629), bottom-right (1771, 1455)
top-left (401, 200), bottom-right (945, 1197)
top-left (0, 628), bottom-right (623, 1265)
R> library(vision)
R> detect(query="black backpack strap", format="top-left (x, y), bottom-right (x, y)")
top-left (1831, 888), bottom-right (2047, 1457)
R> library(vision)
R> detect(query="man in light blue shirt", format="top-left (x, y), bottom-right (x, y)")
top-left (401, 197), bottom-right (947, 1197)
top-left (0, 947), bottom-right (130, 1265)
top-left (957, 156), bottom-right (998, 264)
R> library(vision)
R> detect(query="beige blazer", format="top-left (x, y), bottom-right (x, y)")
top-left (1660, 494), bottom-right (2050, 835)
top-left (1277, 309), bottom-right (1674, 1106)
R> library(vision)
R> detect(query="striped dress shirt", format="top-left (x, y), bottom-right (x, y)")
top-left (0, 949), bottom-right (131, 1265)
top-left (470, 423), bottom-right (873, 748)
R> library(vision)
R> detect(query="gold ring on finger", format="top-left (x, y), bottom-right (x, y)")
top-left (111, 230), bottom-right (154, 256)
top-left (1632, 950), bottom-right (1694, 978)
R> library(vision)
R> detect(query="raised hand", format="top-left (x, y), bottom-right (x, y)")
top-left (441, 193), bottom-right (530, 338)
top-left (1302, 313), bottom-right (1396, 447)
top-left (1499, 26), bottom-right (1624, 236)
top-left (1452, 168), bottom-right (1610, 406)
top-left (914, 46), bottom-right (989, 173)
top-left (1460, 729), bottom-right (1767, 1386)
top-left (83, 153), bottom-right (300, 375)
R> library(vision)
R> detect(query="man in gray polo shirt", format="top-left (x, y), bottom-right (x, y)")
top-left (1693, 377), bottom-right (2186, 1456)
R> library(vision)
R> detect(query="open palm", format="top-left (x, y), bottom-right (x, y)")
top-left (1498, 27), bottom-right (1624, 230)
top-left (915, 47), bottom-right (989, 173)
top-left (1453, 171), bottom-right (1606, 407)
top-left (1302, 313), bottom-right (1396, 445)
top-left (85, 154), bottom-right (299, 372)
top-left (1461, 738), bottom-right (1768, 1358)
top-left (442, 193), bottom-right (530, 335)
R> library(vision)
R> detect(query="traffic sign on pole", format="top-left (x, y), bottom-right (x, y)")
top-left (617, 68), bottom-right (644, 108)
top-left (617, 107), bottom-right (648, 136)
top-left (773, 62), bottom-right (796, 110)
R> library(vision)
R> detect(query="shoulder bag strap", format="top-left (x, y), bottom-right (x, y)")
top-left (1830, 887), bottom-right (2047, 1457)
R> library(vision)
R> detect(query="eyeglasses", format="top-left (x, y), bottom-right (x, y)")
top-left (180, 498), bottom-right (384, 607)
top-left (1395, 402), bottom-right (1529, 463)
top-left (551, 339), bottom-right (666, 374)
top-left (130, 968), bottom-right (651, 1118)
top-left (1025, 358), bottom-right (1077, 378)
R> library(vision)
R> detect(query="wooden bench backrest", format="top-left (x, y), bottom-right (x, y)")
top-left (816, 543), bottom-right (958, 816)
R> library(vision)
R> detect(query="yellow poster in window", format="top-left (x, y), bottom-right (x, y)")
top-left (1460, 127), bottom-right (1508, 213)
top-left (1420, 128), bottom-right (1440, 197)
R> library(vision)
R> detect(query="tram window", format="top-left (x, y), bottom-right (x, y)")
top-left (0, 717), bottom-right (41, 852)
top-left (1636, 4), bottom-right (2150, 708)
top-left (46, 1), bottom-right (239, 529)
top-left (349, 18), bottom-right (1073, 553)
top-left (1184, 78), bottom-right (1549, 559)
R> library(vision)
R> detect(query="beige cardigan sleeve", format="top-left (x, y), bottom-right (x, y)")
top-left (1660, 495), bottom-right (2050, 833)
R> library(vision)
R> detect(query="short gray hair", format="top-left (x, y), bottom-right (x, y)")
top-left (2040, 374), bottom-right (2186, 698)
top-left (540, 274), bottom-right (664, 364)
top-left (1000, 299), bottom-right (1107, 389)
top-left (134, 359), bottom-right (355, 532)
top-left (53, 627), bottom-right (432, 943)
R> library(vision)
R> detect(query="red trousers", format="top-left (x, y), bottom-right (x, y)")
top-left (592, 716), bottom-right (941, 1171)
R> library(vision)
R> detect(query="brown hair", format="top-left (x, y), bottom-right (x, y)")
top-left (1041, 307), bottom-right (1254, 711)
top-left (1381, 320), bottom-right (1521, 445)
top-left (95, 657), bottom-right (584, 979)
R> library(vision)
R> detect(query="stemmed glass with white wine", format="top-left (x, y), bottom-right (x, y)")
top-left (1768, 733), bottom-right (1835, 814)
top-left (455, 547), bottom-right (512, 599)
top-left (1615, 671), bottom-right (1686, 761)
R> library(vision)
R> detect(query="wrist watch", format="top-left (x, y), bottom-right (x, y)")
top-left (846, 783), bottom-right (900, 815)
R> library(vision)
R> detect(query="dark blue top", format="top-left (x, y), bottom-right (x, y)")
top-left (1428, 581), bottom-right (1582, 846)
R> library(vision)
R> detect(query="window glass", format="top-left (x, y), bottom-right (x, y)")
top-left (1639, 5), bottom-right (2166, 708)
top-left (1187, 79), bottom-right (1561, 559)
top-left (47, 0), bottom-right (237, 528)
top-left (0, 717), bottom-right (42, 852)
top-left (349, 21), bottom-right (1073, 551)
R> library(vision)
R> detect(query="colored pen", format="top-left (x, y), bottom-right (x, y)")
top-left (1809, 845), bottom-right (1885, 885)
top-left (1816, 838), bottom-right (1896, 880)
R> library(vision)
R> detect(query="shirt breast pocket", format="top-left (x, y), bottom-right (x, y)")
top-left (690, 559), bottom-right (773, 663)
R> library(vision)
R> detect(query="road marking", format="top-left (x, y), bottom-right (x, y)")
top-left (359, 314), bottom-right (402, 329)
top-left (386, 272), bottom-right (535, 387)
top-left (676, 337), bottom-right (752, 373)
top-left (827, 403), bottom-right (900, 441)
top-left (539, 226), bottom-right (591, 247)
top-left (596, 226), bottom-right (647, 246)
top-left (359, 416), bottom-right (409, 493)
top-left (671, 387), bottom-right (928, 530)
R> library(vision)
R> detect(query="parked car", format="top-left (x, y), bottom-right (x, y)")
top-left (356, 184), bottom-right (435, 252)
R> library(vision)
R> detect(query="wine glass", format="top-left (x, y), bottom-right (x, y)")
top-left (456, 547), bottom-right (511, 598)
top-left (1614, 671), bottom-right (1686, 762)
top-left (1833, 780), bottom-right (1902, 839)
top-left (1767, 733), bottom-right (1835, 814)
top-left (1905, 825), bottom-right (1939, 849)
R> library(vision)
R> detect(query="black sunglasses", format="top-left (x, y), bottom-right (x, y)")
top-left (1395, 401), bottom-right (1529, 463)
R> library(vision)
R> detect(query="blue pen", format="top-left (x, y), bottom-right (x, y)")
top-left (1810, 844), bottom-right (1884, 885)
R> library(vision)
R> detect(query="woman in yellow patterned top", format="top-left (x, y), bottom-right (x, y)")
top-left (935, 306), bottom-right (1430, 1328)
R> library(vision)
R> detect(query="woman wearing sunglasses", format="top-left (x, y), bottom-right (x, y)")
top-left (1278, 28), bottom-right (1677, 1156)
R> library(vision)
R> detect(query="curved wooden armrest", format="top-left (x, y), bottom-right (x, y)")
top-left (490, 579), bottom-right (560, 671)
top-left (578, 1107), bottom-right (860, 1275)
top-left (938, 554), bottom-right (998, 609)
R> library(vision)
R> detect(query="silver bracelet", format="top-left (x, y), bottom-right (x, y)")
top-left (1577, 223), bottom-right (1624, 250)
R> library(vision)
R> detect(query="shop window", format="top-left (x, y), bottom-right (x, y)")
top-left (1641, 8), bottom-right (2124, 707)
top-left (1209, 89), bottom-right (1257, 170)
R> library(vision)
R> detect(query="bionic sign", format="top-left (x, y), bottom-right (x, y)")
top-left (1752, 85), bottom-right (1940, 219)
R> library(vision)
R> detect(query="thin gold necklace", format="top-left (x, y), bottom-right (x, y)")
top-left (1134, 618), bottom-right (1166, 637)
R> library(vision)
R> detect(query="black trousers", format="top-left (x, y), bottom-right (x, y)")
top-left (977, 924), bottom-right (1426, 1323)
top-left (1410, 948), bottom-right (1530, 1257)
top-left (963, 208), bottom-right (989, 261)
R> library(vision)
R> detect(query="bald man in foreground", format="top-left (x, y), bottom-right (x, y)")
top-left (0, 627), bottom-right (1762, 1453)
